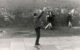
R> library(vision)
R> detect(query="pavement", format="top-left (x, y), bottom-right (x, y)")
top-left (0, 36), bottom-right (80, 50)
top-left (0, 27), bottom-right (80, 50)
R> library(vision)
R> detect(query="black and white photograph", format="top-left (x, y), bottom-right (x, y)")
top-left (0, 0), bottom-right (80, 50)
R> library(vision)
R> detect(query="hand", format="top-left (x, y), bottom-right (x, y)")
top-left (43, 7), bottom-right (47, 11)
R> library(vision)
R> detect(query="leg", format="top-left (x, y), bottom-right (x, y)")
top-left (45, 23), bottom-right (50, 29)
top-left (50, 22), bottom-right (54, 30)
top-left (68, 21), bottom-right (72, 28)
top-left (35, 27), bottom-right (40, 45)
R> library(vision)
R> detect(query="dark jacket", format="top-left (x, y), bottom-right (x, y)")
top-left (34, 11), bottom-right (44, 28)
top-left (67, 14), bottom-right (72, 22)
top-left (47, 11), bottom-right (55, 23)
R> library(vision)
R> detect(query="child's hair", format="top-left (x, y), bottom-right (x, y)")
top-left (34, 13), bottom-right (37, 16)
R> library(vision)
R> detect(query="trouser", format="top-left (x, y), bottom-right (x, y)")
top-left (67, 20), bottom-right (72, 27)
top-left (68, 21), bottom-right (72, 28)
top-left (35, 27), bottom-right (41, 44)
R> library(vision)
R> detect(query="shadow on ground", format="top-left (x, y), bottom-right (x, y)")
top-left (0, 27), bottom-right (80, 38)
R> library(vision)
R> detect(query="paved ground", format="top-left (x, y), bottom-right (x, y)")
top-left (0, 27), bottom-right (80, 50)
top-left (0, 36), bottom-right (80, 50)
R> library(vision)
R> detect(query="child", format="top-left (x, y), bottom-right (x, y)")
top-left (34, 7), bottom-right (46, 45)
top-left (45, 11), bottom-right (55, 30)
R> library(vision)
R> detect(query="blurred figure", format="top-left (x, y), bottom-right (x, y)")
top-left (34, 7), bottom-right (46, 45)
top-left (67, 13), bottom-right (72, 28)
top-left (67, 9), bottom-right (74, 28)
top-left (45, 10), bottom-right (55, 30)
top-left (54, 8), bottom-right (60, 15)
top-left (61, 8), bottom-right (68, 14)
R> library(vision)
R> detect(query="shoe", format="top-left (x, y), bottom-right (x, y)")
top-left (35, 43), bottom-right (40, 45)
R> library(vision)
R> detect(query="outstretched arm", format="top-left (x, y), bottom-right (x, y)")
top-left (38, 7), bottom-right (47, 19)
top-left (38, 11), bottom-right (44, 19)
